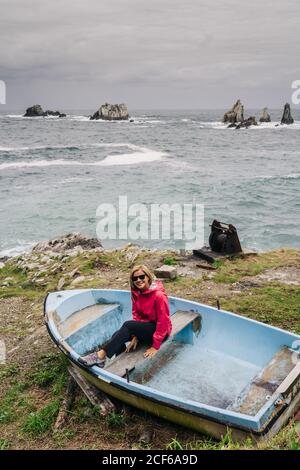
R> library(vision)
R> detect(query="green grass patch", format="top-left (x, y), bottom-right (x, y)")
top-left (163, 257), bottom-right (178, 266)
top-left (213, 249), bottom-right (300, 284)
top-left (222, 285), bottom-right (300, 334)
top-left (106, 411), bottom-right (125, 428)
top-left (0, 364), bottom-right (20, 381)
top-left (29, 353), bottom-right (68, 394)
top-left (0, 439), bottom-right (10, 450)
top-left (0, 382), bottom-right (30, 424)
top-left (22, 399), bottom-right (60, 436)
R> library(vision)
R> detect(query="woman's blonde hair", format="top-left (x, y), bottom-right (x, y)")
top-left (130, 264), bottom-right (155, 290)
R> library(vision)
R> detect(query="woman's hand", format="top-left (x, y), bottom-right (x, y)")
top-left (125, 335), bottom-right (138, 353)
top-left (143, 347), bottom-right (158, 358)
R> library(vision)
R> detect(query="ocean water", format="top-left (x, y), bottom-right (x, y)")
top-left (0, 109), bottom-right (299, 256)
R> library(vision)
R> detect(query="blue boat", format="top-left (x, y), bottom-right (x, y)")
top-left (44, 288), bottom-right (300, 442)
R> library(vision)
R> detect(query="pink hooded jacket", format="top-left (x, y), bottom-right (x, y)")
top-left (131, 280), bottom-right (172, 350)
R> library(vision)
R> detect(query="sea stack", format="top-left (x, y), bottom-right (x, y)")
top-left (24, 105), bottom-right (66, 118)
top-left (24, 104), bottom-right (44, 117)
top-left (223, 99), bottom-right (244, 124)
top-left (259, 107), bottom-right (271, 123)
top-left (281, 103), bottom-right (294, 125)
top-left (90, 103), bottom-right (129, 121)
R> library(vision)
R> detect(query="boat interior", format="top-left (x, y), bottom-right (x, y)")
top-left (46, 289), bottom-right (299, 417)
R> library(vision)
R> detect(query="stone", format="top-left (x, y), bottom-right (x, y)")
top-left (281, 103), bottom-right (294, 125)
top-left (24, 104), bottom-right (44, 117)
top-left (32, 233), bottom-right (102, 254)
top-left (259, 107), bottom-right (271, 123)
top-left (70, 276), bottom-right (85, 286)
top-left (90, 103), bottom-right (129, 121)
top-left (154, 265), bottom-right (177, 280)
top-left (69, 267), bottom-right (81, 278)
top-left (24, 105), bottom-right (66, 118)
top-left (236, 116), bottom-right (258, 129)
top-left (0, 262), bottom-right (5, 270)
top-left (223, 99), bottom-right (244, 123)
top-left (57, 278), bottom-right (65, 290)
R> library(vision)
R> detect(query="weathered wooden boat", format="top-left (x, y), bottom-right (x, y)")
top-left (44, 289), bottom-right (300, 442)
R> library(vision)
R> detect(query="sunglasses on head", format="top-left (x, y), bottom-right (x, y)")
top-left (132, 274), bottom-right (146, 282)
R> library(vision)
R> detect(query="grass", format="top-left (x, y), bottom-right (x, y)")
top-left (213, 249), bottom-right (300, 284)
top-left (0, 439), bottom-right (10, 450)
top-left (163, 257), bottom-right (178, 266)
top-left (106, 411), bottom-right (125, 428)
top-left (28, 353), bottom-right (68, 395)
top-left (222, 285), bottom-right (300, 334)
top-left (22, 400), bottom-right (61, 436)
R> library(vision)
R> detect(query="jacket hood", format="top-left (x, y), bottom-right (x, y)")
top-left (131, 279), bottom-right (166, 298)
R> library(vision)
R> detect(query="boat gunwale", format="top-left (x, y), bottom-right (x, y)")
top-left (44, 289), bottom-right (300, 435)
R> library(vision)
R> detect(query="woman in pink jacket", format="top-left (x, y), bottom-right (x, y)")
top-left (80, 264), bottom-right (172, 368)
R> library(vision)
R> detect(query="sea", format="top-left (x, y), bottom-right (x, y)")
top-left (0, 109), bottom-right (299, 257)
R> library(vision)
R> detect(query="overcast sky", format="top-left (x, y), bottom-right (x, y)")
top-left (1, 0), bottom-right (300, 109)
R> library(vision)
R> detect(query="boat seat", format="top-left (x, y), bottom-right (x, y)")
top-left (228, 347), bottom-right (295, 416)
top-left (57, 303), bottom-right (123, 356)
top-left (105, 310), bottom-right (200, 378)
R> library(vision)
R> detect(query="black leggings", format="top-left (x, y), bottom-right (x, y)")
top-left (103, 320), bottom-right (156, 358)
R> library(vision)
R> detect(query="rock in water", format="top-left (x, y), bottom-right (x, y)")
top-left (223, 99), bottom-right (244, 123)
top-left (24, 105), bottom-right (66, 118)
top-left (259, 107), bottom-right (271, 123)
top-left (281, 103), bottom-right (294, 125)
top-left (90, 103), bottom-right (129, 121)
top-left (236, 116), bottom-right (258, 129)
top-left (24, 104), bottom-right (44, 117)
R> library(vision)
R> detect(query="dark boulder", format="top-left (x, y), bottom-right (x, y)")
top-left (236, 116), bottom-right (258, 129)
top-left (24, 104), bottom-right (44, 117)
top-left (24, 105), bottom-right (66, 118)
top-left (281, 103), bottom-right (294, 125)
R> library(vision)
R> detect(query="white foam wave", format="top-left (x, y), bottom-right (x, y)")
top-left (0, 144), bottom-right (165, 171)
top-left (99, 149), bottom-right (164, 166)
top-left (253, 173), bottom-right (300, 181)
top-left (0, 241), bottom-right (36, 257)
top-left (0, 142), bottom-right (144, 153)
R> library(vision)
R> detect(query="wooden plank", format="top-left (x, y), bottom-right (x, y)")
top-left (275, 362), bottom-right (300, 396)
top-left (68, 365), bottom-right (115, 416)
top-left (105, 310), bottom-right (200, 378)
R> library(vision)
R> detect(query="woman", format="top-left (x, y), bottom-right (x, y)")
top-left (80, 265), bottom-right (172, 368)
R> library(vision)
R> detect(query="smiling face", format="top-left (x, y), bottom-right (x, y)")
top-left (132, 269), bottom-right (150, 292)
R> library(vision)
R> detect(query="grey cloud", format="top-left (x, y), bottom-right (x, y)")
top-left (0, 0), bottom-right (300, 108)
